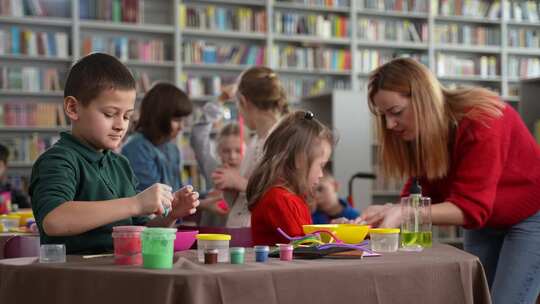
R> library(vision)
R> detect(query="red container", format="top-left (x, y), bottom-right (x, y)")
top-left (112, 226), bottom-right (146, 265)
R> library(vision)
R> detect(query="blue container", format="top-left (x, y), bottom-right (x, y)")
top-left (254, 245), bottom-right (269, 262)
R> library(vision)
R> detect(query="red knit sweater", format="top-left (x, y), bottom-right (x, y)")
top-left (251, 186), bottom-right (313, 246)
top-left (402, 105), bottom-right (540, 229)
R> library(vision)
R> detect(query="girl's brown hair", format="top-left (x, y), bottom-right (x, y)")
top-left (368, 58), bottom-right (504, 180)
top-left (237, 66), bottom-right (289, 115)
top-left (218, 122), bottom-right (240, 139)
top-left (246, 111), bottom-right (334, 209)
top-left (136, 82), bottom-right (193, 145)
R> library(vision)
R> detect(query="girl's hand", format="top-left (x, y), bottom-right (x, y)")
top-left (330, 217), bottom-right (352, 224)
top-left (211, 167), bottom-right (246, 191)
top-left (218, 84), bottom-right (236, 103)
top-left (359, 203), bottom-right (394, 227)
top-left (169, 185), bottom-right (200, 219)
top-left (134, 183), bottom-right (173, 216)
top-left (199, 196), bottom-right (229, 216)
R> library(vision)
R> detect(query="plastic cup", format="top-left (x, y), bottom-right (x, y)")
top-left (277, 244), bottom-right (293, 261)
top-left (369, 228), bottom-right (400, 252)
top-left (230, 247), bottom-right (245, 264)
top-left (141, 228), bottom-right (177, 269)
top-left (254, 245), bottom-right (270, 262)
top-left (39, 244), bottom-right (66, 263)
top-left (196, 234), bottom-right (231, 263)
top-left (112, 226), bottom-right (146, 266)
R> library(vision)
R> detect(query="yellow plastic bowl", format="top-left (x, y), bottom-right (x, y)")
top-left (302, 224), bottom-right (338, 243)
top-left (334, 224), bottom-right (370, 244)
top-left (302, 224), bottom-right (370, 244)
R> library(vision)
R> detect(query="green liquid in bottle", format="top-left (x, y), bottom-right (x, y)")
top-left (401, 231), bottom-right (432, 249)
top-left (421, 231), bottom-right (432, 248)
top-left (401, 231), bottom-right (420, 247)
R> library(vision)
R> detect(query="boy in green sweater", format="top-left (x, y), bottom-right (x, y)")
top-left (30, 53), bottom-right (199, 254)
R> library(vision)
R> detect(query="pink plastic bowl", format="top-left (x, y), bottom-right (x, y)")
top-left (174, 230), bottom-right (199, 252)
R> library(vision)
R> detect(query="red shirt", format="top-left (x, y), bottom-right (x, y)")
top-left (251, 186), bottom-right (313, 246)
top-left (402, 105), bottom-right (540, 229)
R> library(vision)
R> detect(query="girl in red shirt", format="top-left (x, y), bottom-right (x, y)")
top-left (247, 111), bottom-right (334, 246)
top-left (362, 58), bottom-right (540, 304)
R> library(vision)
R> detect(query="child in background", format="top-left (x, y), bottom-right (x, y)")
top-left (122, 82), bottom-right (193, 193)
top-left (312, 172), bottom-right (360, 224)
top-left (0, 144), bottom-right (30, 210)
top-left (211, 67), bottom-right (289, 228)
top-left (248, 111), bottom-right (334, 246)
top-left (29, 53), bottom-right (199, 254)
top-left (190, 88), bottom-right (244, 226)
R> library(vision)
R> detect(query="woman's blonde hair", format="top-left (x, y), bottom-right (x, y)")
top-left (246, 111), bottom-right (334, 209)
top-left (368, 58), bottom-right (504, 180)
top-left (238, 66), bottom-right (289, 115)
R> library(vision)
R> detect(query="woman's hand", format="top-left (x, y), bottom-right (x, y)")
top-left (359, 203), bottom-right (394, 227)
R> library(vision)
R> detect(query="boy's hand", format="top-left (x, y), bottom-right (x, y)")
top-left (211, 167), bottom-right (245, 191)
top-left (134, 183), bottom-right (173, 216)
top-left (169, 185), bottom-right (200, 219)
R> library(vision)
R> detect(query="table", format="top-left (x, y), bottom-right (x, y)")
top-left (0, 244), bottom-right (491, 304)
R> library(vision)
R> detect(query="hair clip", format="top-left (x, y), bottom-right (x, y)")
top-left (304, 111), bottom-right (314, 120)
top-left (267, 72), bottom-right (276, 79)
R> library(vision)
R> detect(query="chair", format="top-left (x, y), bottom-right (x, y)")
top-left (3, 235), bottom-right (40, 258)
top-left (178, 225), bottom-right (252, 248)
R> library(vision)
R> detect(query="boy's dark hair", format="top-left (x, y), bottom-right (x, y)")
top-left (0, 144), bottom-right (8, 163)
top-left (64, 53), bottom-right (136, 106)
top-left (136, 82), bottom-right (193, 145)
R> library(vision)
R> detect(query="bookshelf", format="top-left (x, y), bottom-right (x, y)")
top-left (0, 0), bottom-right (538, 241)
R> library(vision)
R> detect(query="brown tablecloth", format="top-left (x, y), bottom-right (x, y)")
top-left (0, 244), bottom-right (490, 304)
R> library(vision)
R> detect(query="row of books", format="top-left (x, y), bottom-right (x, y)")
top-left (508, 57), bottom-right (540, 78)
top-left (0, 67), bottom-right (62, 92)
top-left (81, 36), bottom-right (167, 63)
top-left (0, 102), bottom-right (67, 127)
top-left (182, 41), bottom-right (266, 66)
top-left (274, 12), bottom-right (349, 38)
top-left (508, 28), bottom-right (540, 48)
top-left (277, 0), bottom-right (350, 7)
top-left (181, 74), bottom-right (236, 98)
top-left (436, 54), bottom-right (499, 77)
top-left (357, 18), bottom-right (427, 43)
top-left (5, 175), bottom-right (28, 193)
top-left (281, 77), bottom-right (350, 100)
top-left (359, 0), bottom-right (429, 12)
top-left (0, 133), bottom-right (59, 163)
top-left (434, 23), bottom-right (500, 45)
top-left (508, 0), bottom-right (540, 22)
top-left (0, 0), bottom-right (47, 17)
top-left (436, 0), bottom-right (501, 19)
top-left (442, 82), bottom-right (501, 94)
top-left (356, 49), bottom-right (428, 73)
top-left (131, 70), bottom-right (154, 94)
top-left (0, 27), bottom-right (69, 58)
top-left (274, 45), bottom-right (351, 71)
top-left (179, 5), bottom-right (267, 33)
top-left (80, 0), bottom-right (142, 23)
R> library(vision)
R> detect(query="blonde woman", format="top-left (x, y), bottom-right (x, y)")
top-left (210, 66), bottom-right (289, 228)
top-left (361, 58), bottom-right (540, 303)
